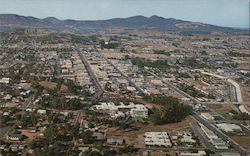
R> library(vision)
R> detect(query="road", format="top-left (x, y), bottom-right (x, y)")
top-left (73, 111), bottom-right (82, 125)
top-left (106, 59), bottom-right (146, 95)
top-left (192, 112), bottom-right (248, 156)
top-left (144, 69), bottom-right (249, 155)
top-left (145, 69), bottom-right (200, 104)
top-left (75, 45), bottom-right (103, 101)
top-left (19, 93), bottom-right (35, 111)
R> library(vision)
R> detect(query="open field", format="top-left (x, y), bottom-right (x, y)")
top-left (39, 81), bottom-right (69, 93)
top-left (207, 103), bottom-right (233, 113)
top-left (20, 129), bottom-right (37, 142)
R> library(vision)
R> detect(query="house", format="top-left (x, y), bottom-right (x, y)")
top-left (0, 77), bottom-right (10, 84)
top-left (37, 109), bottom-right (46, 114)
top-left (181, 133), bottom-right (196, 144)
top-left (3, 94), bottom-right (12, 101)
top-left (130, 105), bottom-right (148, 118)
top-left (107, 136), bottom-right (124, 145)
top-left (93, 132), bottom-right (106, 141)
top-left (0, 144), bottom-right (7, 150)
top-left (9, 144), bottom-right (19, 151)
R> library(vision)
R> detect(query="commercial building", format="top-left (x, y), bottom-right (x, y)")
top-left (216, 123), bottom-right (242, 132)
top-left (144, 132), bottom-right (172, 147)
top-left (199, 124), bottom-right (228, 149)
top-left (93, 102), bottom-right (148, 118)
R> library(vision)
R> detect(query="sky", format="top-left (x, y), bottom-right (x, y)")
top-left (0, 0), bottom-right (249, 28)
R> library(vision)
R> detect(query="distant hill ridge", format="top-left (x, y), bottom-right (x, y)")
top-left (0, 14), bottom-right (248, 34)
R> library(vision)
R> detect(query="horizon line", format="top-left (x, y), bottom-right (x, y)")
top-left (1, 13), bottom-right (249, 29)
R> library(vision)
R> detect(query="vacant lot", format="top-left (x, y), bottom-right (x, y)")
top-left (207, 103), bottom-right (233, 113)
top-left (106, 116), bottom-right (194, 147)
top-left (20, 129), bottom-right (37, 142)
top-left (231, 136), bottom-right (250, 151)
top-left (39, 81), bottom-right (69, 93)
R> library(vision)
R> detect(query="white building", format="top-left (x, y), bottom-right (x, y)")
top-left (93, 102), bottom-right (148, 118)
top-left (216, 123), bottom-right (242, 132)
top-left (37, 109), bottom-right (46, 114)
top-left (0, 77), bottom-right (10, 84)
top-left (200, 113), bottom-right (215, 121)
top-left (180, 151), bottom-right (206, 156)
top-left (144, 132), bottom-right (172, 147)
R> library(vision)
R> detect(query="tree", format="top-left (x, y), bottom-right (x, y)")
top-left (80, 130), bottom-right (94, 144)
top-left (145, 96), bottom-right (193, 124)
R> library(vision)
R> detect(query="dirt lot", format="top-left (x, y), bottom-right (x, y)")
top-left (39, 81), bottom-right (69, 93)
top-left (240, 84), bottom-right (250, 112)
top-left (106, 116), bottom-right (194, 147)
top-left (231, 136), bottom-right (250, 152)
top-left (207, 103), bottom-right (233, 113)
top-left (20, 129), bottom-right (37, 142)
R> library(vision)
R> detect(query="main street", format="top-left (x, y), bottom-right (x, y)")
top-left (75, 45), bottom-right (103, 101)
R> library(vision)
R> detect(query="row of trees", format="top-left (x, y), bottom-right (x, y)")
top-left (153, 50), bottom-right (171, 56)
top-left (40, 95), bottom-right (82, 110)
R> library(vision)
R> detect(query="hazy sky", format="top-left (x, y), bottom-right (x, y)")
top-left (0, 0), bottom-right (249, 28)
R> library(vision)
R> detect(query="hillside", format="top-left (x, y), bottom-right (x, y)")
top-left (0, 14), bottom-right (247, 34)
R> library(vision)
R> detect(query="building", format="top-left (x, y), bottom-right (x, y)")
top-left (210, 138), bottom-right (228, 149)
top-left (216, 123), bottom-right (242, 132)
top-left (144, 132), bottom-right (172, 147)
top-left (0, 77), bottom-right (10, 84)
top-left (200, 113), bottom-right (214, 120)
top-left (37, 109), bottom-right (46, 114)
top-left (180, 151), bottom-right (206, 156)
top-left (199, 124), bottom-right (228, 149)
top-left (93, 102), bottom-right (148, 118)
top-left (107, 136), bottom-right (124, 145)
top-left (7, 131), bottom-right (23, 141)
top-left (181, 133), bottom-right (196, 144)
top-left (130, 104), bottom-right (148, 118)
top-left (219, 152), bottom-right (241, 156)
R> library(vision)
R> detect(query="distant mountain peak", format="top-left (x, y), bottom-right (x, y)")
top-left (150, 15), bottom-right (165, 20)
top-left (44, 17), bottom-right (58, 20)
top-left (0, 14), bottom-right (247, 34)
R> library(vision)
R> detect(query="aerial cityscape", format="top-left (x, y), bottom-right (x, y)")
top-left (0, 0), bottom-right (249, 156)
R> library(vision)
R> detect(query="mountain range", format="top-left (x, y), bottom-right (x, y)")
top-left (0, 14), bottom-right (248, 34)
